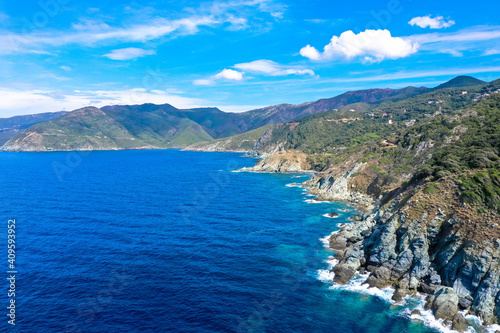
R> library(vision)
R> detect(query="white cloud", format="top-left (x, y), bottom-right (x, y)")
top-left (0, 0), bottom-right (285, 55)
top-left (194, 69), bottom-right (244, 85)
top-left (300, 29), bottom-right (419, 63)
top-left (485, 49), bottom-right (500, 56)
top-left (312, 65), bottom-right (500, 84)
top-left (218, 104), bottom-right (267, 112)
top-left (407, 26), bottom-right (500, 56)
top-left (165, 88), bottom-right (184, 94)
top-left (60, 66), bottom-right (72, 71)
top-left (213, 68), bottom-right (244, 80)
top-left (299, 45), bottom-right (322, 61)
top-left (410, 26), bottom-right (500, 44)
top-left (409, 15), bottom-right (455, 29)
top-left (234, 59), bottom-right (315, 76)
top-left (0, 88), bottom-right (208, 118)
top-left (193, 79), bottom-right (215, 86)
top-left (305, 19), bottom-right (327, 24)
top-left (103, 48), bottom-right (156, 60)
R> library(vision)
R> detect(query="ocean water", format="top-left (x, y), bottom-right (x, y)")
top-left (0, 150), bottom-right (438, 333)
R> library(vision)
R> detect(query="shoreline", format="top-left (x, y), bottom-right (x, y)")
top-left (276, 165), bottom-right (500, 332)
top-left (310, 196), bottom-right (499, 333)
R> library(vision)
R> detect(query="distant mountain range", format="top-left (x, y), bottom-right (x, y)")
top-left (0, 111), bottom-right (68, 146)
top-left (0, 75), bottom-right (488, 152)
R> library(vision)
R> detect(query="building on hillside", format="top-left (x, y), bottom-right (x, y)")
top-left (405, 119), bottom-right (416, 127)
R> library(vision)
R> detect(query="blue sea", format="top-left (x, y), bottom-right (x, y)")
top-left (0, 150), bottom-right (438, 332)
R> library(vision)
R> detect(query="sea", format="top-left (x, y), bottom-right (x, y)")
top-left (0, 149), bottom-right (442, 332)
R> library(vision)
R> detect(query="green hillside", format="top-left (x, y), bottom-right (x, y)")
top-left (433, 75), bottom-right (485, 90)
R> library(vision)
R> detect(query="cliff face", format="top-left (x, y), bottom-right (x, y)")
top-left (315, 170), bottom-right (500, 328)
top-left (236, 150), bottom-right (311, 173)
top-left (304, 161), bottom-right (374, 211)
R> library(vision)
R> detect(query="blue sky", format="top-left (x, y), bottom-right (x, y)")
top-left (1, 0), bottom-right (500, 117)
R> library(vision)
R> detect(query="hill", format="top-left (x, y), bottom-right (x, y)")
top-left (1, 106), bottom-right (215, 151)
top-left (0, 111), bottom-right (67, 146)
top-left (433, 75), bottom-right (485, 90)
top-left (236, 86), bottom-right (428, 129)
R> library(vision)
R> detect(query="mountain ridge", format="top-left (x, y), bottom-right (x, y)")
top-left (1, 85), bottom-right (433, 152)
top-left (0, 111), bottom-right (68, 146)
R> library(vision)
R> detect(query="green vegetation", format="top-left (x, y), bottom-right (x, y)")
top-left (187, 125), bottom-right (272, 151)
top-left (432, 75), bottom-right (485, 90)
top-left (409, 95), bottom-right (500, 211)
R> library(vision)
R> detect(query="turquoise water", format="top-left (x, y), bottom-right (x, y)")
top-left (0, 150), bottom-right (437, 332)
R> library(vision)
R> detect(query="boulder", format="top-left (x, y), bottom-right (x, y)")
top-left (452, 313), bottom-right (469, 332)
top-left (426, 286), bottom-right (459, 320)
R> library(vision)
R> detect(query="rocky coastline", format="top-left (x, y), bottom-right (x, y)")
top-left (237, 150), bottom-right (500, 332)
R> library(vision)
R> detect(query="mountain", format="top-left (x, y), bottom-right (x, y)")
top-left (0, 111), bottom-right (67, 146)
top-left (235, 86), bottom-right (428, 129)
top-left (433, 75), bottom-right (485, 90)
top-left (1, 106), bottom-right (216, 151)
top-left (189, 78), bottom-right (500, 154)
top-left (1, 86), bottom-right (429, 152)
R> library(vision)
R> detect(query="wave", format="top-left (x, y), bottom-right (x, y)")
top-left (400, 295), bottom-right (457, 333)
top-left (305, 199), bottom-right (329, 204)
top-left (316, 233), bottom-right (492, 333)
top-left (319, 231), bottom-right (340, 249)
top-left (323, 213), bottom-right (339, 219)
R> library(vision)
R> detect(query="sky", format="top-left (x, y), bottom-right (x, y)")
top-left (1, 0), bottom-right (500, 117)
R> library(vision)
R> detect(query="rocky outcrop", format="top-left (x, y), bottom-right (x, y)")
top-left (426, 286), bottom-right (459, 320)
top-left (327, 182), bottom-right (500, 328)
top-left (304, 162), bottom-right (374, 211)
top-left (236, 150), bottom-right (311, 173)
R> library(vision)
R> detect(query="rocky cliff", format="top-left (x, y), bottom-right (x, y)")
top-left (326, 176), bottom-right (500, 330)
top-left (236, 150), bottom-right (312, 173)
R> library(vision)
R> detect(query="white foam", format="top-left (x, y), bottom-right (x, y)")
top-left (317, 269), bottom-right (336, 282)
top-left (328, 273), bottom-right (395, 304)
top-left (317, 224), bottom-right (490, 332)
top-left (316, 256), bottom-right (338, 282)
top-left (463, 312), bottom-right (500, 333)
top-left (305, 199), bottom-right (329, 204)
top-left (401, 294), bottom-right (481, 333)
top-left (285, 183), bottom-right (300, 187)
top-left (323, 213), bottom-right (339, 219)
top-left (319, 231), bottom-right (340, 249)
top-left (407, 304), bottom-right (456, 333)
